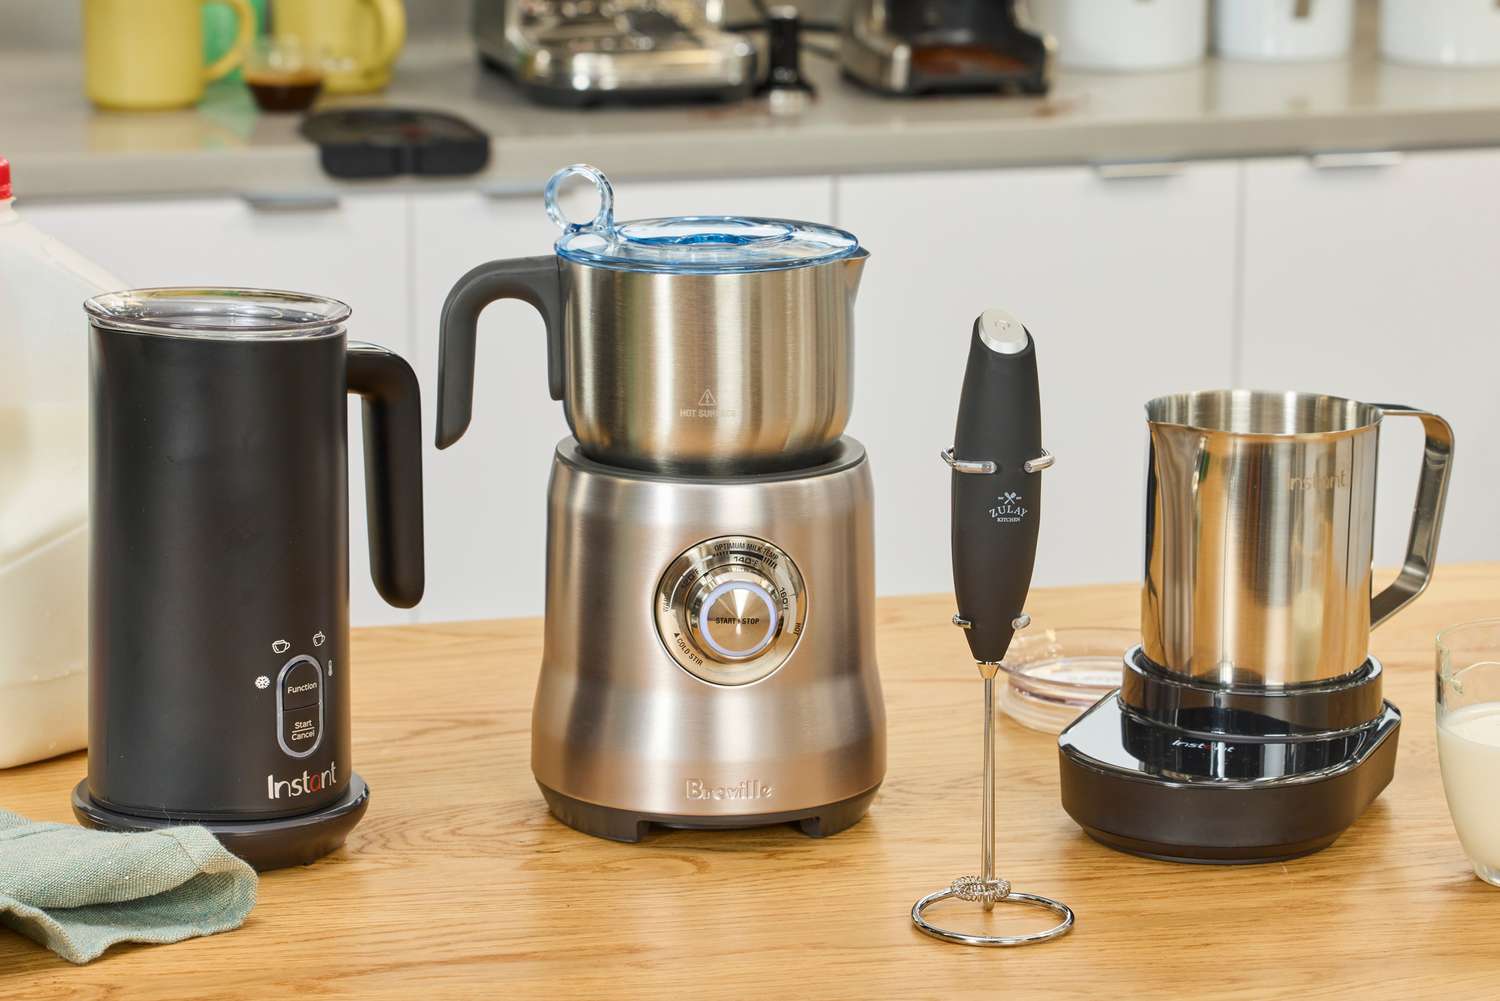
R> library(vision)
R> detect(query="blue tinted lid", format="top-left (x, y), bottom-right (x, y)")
top-left (545, 164), bottom-right (861, 275)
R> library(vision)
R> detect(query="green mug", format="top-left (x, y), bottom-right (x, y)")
top-left (204, 0), bottom-right (266, 81)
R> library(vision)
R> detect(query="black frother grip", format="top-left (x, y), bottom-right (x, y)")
top-left (435, 255), bottom-right (564, 448)
top-left (950, 310), bottom-right (1044, 664)
top-left (348, 342), bottom-right (426, 608)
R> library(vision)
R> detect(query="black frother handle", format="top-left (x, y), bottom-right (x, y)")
top-left (950, 311), bottom-right (1044, 664)
top-left (348, 342), bottom-right (426, 609)
top-left (435, 255), bottom-right (565, 448)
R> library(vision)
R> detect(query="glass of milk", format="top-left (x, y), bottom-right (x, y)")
top-left (1436, 619), bottom-right (1500, 887)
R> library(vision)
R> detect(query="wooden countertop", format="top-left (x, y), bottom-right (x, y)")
top-left (4, 567), bottom-right (1499, 999)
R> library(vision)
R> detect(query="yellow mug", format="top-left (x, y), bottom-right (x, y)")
top-left (271, 0), bottom-right (406, 94)
top-left (84, 0), bottom-right (255, 110)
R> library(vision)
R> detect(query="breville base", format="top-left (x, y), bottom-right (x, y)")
top-left (539, 783), bottom-right (880, 844)
top-left (1058, 697), bottom-right (1401, 863)
top-left (71, 774), bottom-right (370, 871)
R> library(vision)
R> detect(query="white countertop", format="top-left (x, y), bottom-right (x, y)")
top-left (9, 28), bottom-right (1500, 200)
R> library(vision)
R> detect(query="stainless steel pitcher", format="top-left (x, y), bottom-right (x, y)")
top-left (437, 164), bottom-right (869, 474)
top-left (1141, 390), bottom-right (1454, 687)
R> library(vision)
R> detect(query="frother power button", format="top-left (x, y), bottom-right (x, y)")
top-left (697, 580), bottom-right (779, 661)
top-left (276, 655), bottom-right (324, 758)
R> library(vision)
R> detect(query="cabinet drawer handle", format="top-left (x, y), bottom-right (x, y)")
top-left (1092, 161), bottom-right (1184, 181)
top-left (1307, 151), bottom-right (1405, 171)
top-left (479, 183), bottom-right (543, 200)
top-left (242, 193), bottom-right (342, 212)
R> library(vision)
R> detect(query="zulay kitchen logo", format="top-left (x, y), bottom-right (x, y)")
top-left (989, 491), bottom-right (1029, 524)
top-left (267, 761), bottom-right (337, 800)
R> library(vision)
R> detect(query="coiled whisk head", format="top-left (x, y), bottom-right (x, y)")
top-left (951, 875), bottom-right (1011, 904)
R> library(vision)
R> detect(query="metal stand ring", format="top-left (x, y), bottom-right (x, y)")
top-left (911, 887), bottom-right (1075, 947)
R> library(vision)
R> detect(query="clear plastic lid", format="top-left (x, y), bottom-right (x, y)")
top-left (545, 164), bottom-right (861, 275)
top-left (84, 288), bottom-right (349, 340)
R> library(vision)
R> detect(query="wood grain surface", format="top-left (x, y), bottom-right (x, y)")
top-left (4, 566), bottom-right (1500, 999)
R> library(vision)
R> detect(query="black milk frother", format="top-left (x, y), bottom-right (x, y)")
top-left (911, 309), bottom-right (1074, 946)
top-left (72, 288), bottom-right (424, 871)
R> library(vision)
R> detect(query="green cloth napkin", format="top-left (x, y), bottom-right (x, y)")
top-left (0, 809), bottom-right (257, 964)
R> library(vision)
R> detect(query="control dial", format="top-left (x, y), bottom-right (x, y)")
top-left (655, 536), bottom-right (807, 686)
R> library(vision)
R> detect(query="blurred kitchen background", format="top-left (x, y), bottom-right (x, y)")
top-left (3, 0), bottom-right (1498, 626)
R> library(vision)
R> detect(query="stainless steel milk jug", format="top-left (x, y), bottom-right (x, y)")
top-left (1141, 389), bottom-right (1453, 686)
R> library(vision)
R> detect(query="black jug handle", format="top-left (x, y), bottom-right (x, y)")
top-left (347, 341), bottom-right (425, 609)
top-left (435, 255), bottom-right (564, 449)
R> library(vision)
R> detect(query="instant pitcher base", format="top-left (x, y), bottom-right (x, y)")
top-left (1057, 697), bottom-right (1401, 863)
top-left (71, 774), bottom-right (370, 871)
top-left (538, 783), bottom-right (880, 844)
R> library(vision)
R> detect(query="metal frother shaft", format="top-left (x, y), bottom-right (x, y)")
top-left (912, 310), bottom-right (1074, 948)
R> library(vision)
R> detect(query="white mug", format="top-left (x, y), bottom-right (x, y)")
top-left (1215, 0), bottom-right (1353, 62)
top-left (1026, 0), bottom-right (1208, 71)
top-left (1382, 0), bottom-right (1500, 67)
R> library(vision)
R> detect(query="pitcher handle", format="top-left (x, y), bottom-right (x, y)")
top-left (1369, 405), bottom-right (1455, 629)
top-left (435, 255), bottom-right (564, 449)
top-left (348, 342), bottom-right (425, 609)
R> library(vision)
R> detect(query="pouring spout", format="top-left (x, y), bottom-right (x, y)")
top-left (843, 248), bottom-right (869, 297)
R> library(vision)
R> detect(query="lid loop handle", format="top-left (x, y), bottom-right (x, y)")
top-left (544, 164), bottom-right (615, 237)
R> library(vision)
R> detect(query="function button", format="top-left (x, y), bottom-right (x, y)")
top-left (281, 705), bottom-right (320, 754)
top-left (280, 659), bottom-right (322, 710)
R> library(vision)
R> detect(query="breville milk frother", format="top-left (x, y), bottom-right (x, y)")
top-left (72, 288), bottom-right (424, 870)
top-left (438, 166), bottom-right (885, 841)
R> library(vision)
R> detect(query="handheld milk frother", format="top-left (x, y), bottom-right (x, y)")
top-left (911, 309), bottom-right (1073, 947)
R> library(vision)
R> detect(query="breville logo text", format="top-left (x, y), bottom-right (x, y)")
top-left (267, 761), bottom-right (337, 800)
top-left (1289, 469), bottom-right (1350, 491)
top-left (684, 778), bottom-right (774, 801)
top-left (989, 491), bottom-right (1028, 524)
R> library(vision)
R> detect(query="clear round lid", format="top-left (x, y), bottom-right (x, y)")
top-left (84, 288), bottom-right (349, 340)
top-left (545, 164), bottom-right (861, 275)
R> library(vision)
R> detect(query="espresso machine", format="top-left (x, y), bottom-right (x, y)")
top-left (472, 1), bottom-right (757, 105)
top-left (1059, 391), bottom-right (1454, 862)
top-left (841, 0), bottom-right (1050, 96)
top-left (436, 165), bottom-right (884, 842)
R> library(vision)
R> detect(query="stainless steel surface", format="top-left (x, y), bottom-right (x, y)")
top-left (562, 250), bottom-right (867, 473)
top-left (1142, 389), bottom-right (1454, 687)
top-left (978, 307), bottom-right (1029, 354)
top-left (240, 193), bottom-right (342, 212)
top-left (841, 0), bottom-right (1049, 96)
top-left (473, 0), bottom-right (756, 99)
top-left (1307, 150), bottom-right (1405, 170)
top-left (940, 448), bottom-right (996, 475)
top-left (654, 535), bottom-right (807, 685)
top-left (842, 1), bottom-right (914, 94)
top-left (532, 437), bottom-right (885, 818)
top-left (1091, 160), bottom-right (1186, 180)
top-left (1022, 450), bottom-right (1054, 473)
top-left (979, 664), bottom-right (998, 912)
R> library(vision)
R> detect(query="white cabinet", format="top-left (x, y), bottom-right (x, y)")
top-left (24, 193), bottom-right (415, 626)
top-left (29, 150), bottom-right (1495, 628)
top-left (409, 176), bottom-right (837, 622)
top-left (837, 164), bottom-right (1240, 597)
top-left (1240, 150), bottom-right (1500, 573)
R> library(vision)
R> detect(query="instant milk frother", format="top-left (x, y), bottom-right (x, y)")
top-left (73, 288), bottom-right (425, 870)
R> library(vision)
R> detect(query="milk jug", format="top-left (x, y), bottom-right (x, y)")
top-left (0, 157), bottom-right (124, 767)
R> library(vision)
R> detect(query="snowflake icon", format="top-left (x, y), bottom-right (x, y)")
top-left (255, 675), bottom-right (270, 690)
